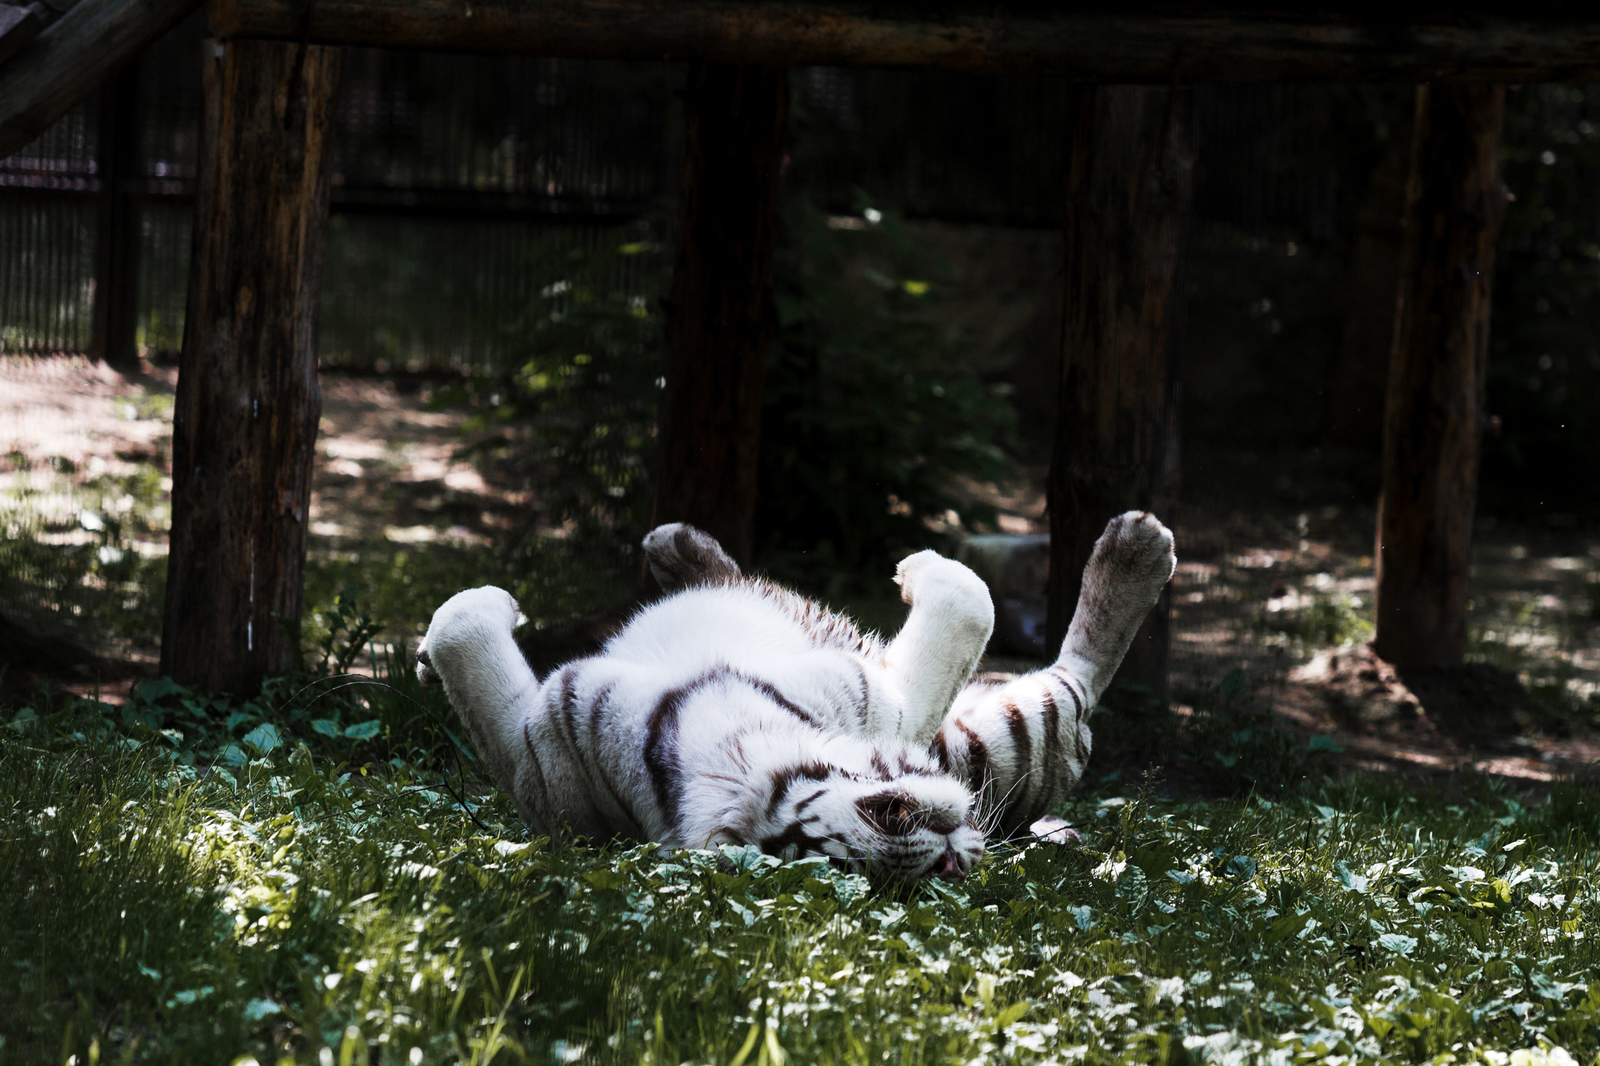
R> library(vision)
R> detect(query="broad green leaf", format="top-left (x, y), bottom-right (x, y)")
top-left (241, 723), bottom-right (283, 755)
top-left (344, 720), bottom-right (383, 741)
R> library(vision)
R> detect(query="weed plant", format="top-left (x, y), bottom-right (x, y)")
top-left (0, 450), bottom-right (170, 650)
top-left (6, 638), bottom-right (1600, 1064)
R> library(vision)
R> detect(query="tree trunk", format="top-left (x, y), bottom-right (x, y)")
top-left (654, 62), bottom-right (786, 568)
top-left (160, 37), bottom-right (341, 694)
top-left (1325, 99), bottom-right (1413, 448)
top-left (1047, 85), bottom-right (1193, 701)
top-left (90, 60), bottom-right (141, 373)
top-left (1373, 83), bottom-right (1506, 670)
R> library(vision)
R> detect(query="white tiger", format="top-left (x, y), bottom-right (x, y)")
top-left (416, 511), bottom-right (1175, 882)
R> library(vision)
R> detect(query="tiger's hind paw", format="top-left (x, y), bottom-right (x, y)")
top-left (643, 523), bottom-right (742, 592)
top-left (1087, 511), bottom-right (1177, 607)
top-left (1059, 512), bottom-right (1176, 687)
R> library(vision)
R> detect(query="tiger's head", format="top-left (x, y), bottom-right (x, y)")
top-left (738, 746), bottom-right (986, 883)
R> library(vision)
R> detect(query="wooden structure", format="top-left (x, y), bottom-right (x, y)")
top-left (654, 63), bottom-right (787, 568)
top-left (3, 0), bottom-right (1589, 693)
top-left (159, 37), bottom-right (341, 693)
top-left (1047, 85), bottom-right (1192, 697)
top-left (1374, 84), bottom-right (1508, 669)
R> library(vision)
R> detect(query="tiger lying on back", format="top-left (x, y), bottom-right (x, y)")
top-left (416, 511), bottom-right (1175, 882)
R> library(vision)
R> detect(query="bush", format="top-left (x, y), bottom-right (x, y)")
top-left (756, 203), bottom-right (1017, 596)
top-left (458, 204), bottom-right (1019, 614)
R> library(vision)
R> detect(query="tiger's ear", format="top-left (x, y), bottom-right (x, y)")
top-left (643, 523), bottom-right (742, 591)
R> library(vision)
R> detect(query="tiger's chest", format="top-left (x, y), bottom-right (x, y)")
top-left (521, 594), bottom-right (906, 843)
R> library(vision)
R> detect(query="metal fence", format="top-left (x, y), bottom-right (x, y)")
top-left (0, 11), bottom-right (1363, 368)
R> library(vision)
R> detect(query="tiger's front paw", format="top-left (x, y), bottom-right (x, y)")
top-left (894, 551), bottom-right (992, 619)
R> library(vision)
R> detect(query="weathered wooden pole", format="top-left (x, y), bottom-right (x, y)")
top-left (1047, 85), bottom-right (1193, 700)
top-left (90, 60), bottom-right (141, 372)
top-left (1326, 102), bottom-right (1413, 447)
top-left (1373, 83), bottom-right (1507, 670)
top-left (160, 37), bottom-right (341, 694)
top-left (653, 62), bottom-right (787, 567)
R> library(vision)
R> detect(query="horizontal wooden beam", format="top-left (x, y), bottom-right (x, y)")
top-left (205, 0), bottom-right (1600, 81)
top-left (0, 0), bottom-right (199, 161)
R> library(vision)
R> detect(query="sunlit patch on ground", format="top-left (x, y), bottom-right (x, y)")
top-left (0, 356), bottom-right (1596, 787)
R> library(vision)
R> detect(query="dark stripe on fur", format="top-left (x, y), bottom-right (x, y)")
top-left (580, 680), bottom-right (647, 839)
top-left (734, 671), bottom-right (824, 730)
top-left (765, 762), bottom-right (832, 820)
top-left (520, 719), bottom-right (556, 826)
top-left (854, 661), bottom-right (871, 727)
top-left (643, 680), bottom-right (699, 833)
top-left (1001, 699), bottom-right (1032, 799)
top-left (758, 821), bottom-right (833, 859)
top-left (955, 717), bottom-right (991, 801)
top-left (794, 787), bottom-right (829, 815)
top-left (870, 751), bottom-right (892, 780)
top-left (1037, 686), bottom-right (1062, 820)
top-left (1045, 673), bottom-right (1089, 775)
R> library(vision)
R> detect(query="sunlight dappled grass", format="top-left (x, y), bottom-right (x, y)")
top-left (6, 675), bottom-right (1600, 1064)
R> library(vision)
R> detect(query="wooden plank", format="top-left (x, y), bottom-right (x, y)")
top-left (0, 4), bottom-right (47, 69)
top-left (160, 37), bottom-right (342, 694)
top-left (1046, 85), bottom-right (1192, 701)
top-left (1373, 84), bottom-right (1507, 670)
top-left (652, 63), bottom-right (786, 568)
top-left (0, 0), bottom-right (199, 162)
top-left (206, 0), bottom-right (1600, 81)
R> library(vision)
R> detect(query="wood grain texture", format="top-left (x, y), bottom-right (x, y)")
top-left (652, 63), bottom-right (786, 568)
top-left (1373, 84), bottom-right (1507, 670)
top-left (1047, 85), bottom-right (1192, 700)
top-left (0, 0), bottom-right (199, 161)
top-left (160, 37), bottom-right (342, 694)
top-left (206, 0), bottom-right (1600, 81)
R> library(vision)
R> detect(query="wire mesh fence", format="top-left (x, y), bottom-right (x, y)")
top-left (0, 9), bottom-right (1367, 369)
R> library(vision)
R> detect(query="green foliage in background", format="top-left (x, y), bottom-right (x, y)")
top-left (452, 205), bottom-right (1018, 612)
top-left (429, 225), bottom-right (669, 623)
top-left (757, 203), bottom-right (1017, 596)
top-left (8, 668), bottom-right (1600, 1064)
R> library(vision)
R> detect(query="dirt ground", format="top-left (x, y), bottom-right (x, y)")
top-left (1, 354), bottom-right (1596, 791)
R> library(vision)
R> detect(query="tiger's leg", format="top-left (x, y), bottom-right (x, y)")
top-left (930, 512), bottom-right (1176, 835)
top-left (879, 550), bottom-right (995, 747)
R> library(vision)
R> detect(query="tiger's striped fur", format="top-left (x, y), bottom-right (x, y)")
top-left (417, 512), bottom-right (1175, 881)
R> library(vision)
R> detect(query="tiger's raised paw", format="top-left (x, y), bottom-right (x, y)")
top-left (893, 550), bottom-right (993, 622)
top-left (1085, 511), bottom-right (1177, 607)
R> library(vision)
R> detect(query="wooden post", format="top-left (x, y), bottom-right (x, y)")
top-left (653, 62), bottom-right (786, 567)
top-left (90, 60), bottom-right (141, 373)
top-left (160, 37), bottom-right (341, 694)
top-left (1046, 85), bottom-right (1193, 700)
top-left (1326, 101), bottom-right (1413, 447)
top-left (1373, 84), bottom-right (1507, 670)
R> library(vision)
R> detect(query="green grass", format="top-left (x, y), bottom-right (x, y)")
top-left (5, 659), bottom-right (1600, 1066)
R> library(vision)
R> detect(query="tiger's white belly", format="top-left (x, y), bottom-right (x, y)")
top-left (520, 585), bottom-right (910, 846)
